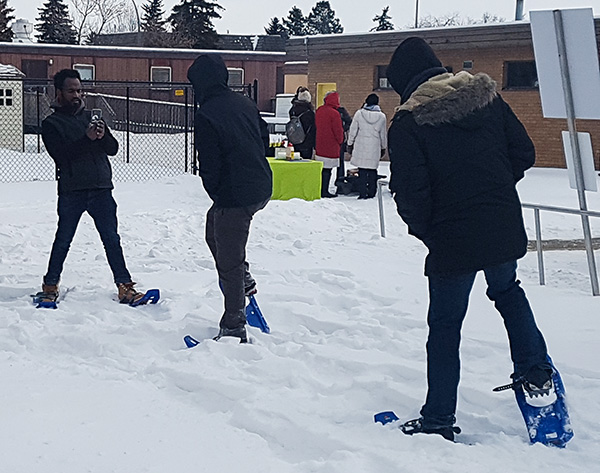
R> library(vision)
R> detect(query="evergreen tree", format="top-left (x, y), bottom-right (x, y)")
top-left (169, 0), bottom-right (224, 49)
top-left (0, 0), bottom-right (15, 42)
top-left (35, 0), bottom-right (77, 44)
top-left (306, 1), bottom-right (343, 35)
top-left (371, 6), bottom-right (394, 32)
top-left (264, 17), bottom-right (287, 38)
top-left (283, 6), bottom-right (307, 36)
top-left (141, 0), bottom-right (166, 33)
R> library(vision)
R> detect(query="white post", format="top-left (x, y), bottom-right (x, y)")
top-left (554, 10), bottom-right (600, 296)
top-left (378, 180), bottom-right (387, 238)
top-left (534, 208), bottom-right (545, 285)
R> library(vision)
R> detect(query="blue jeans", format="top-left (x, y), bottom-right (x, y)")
top-left (44, 189), bottom-right (132, 286)
top-left (420, 260), bottom-right (548, 426)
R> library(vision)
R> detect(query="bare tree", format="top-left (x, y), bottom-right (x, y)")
top-left (93, 0), bottom-right (127, 35)
top-left (478, 12), bottom-right (505, 24)
top-left (104, 2), bottom-right (139, 33)
top-left (70, 0), bottom-right (128, 43)
top-left (416, 12), bottom-right (464, 28)
top-left (71, 0), bottom-right (96, 43)
top-left (412, 11), bottom-right (504, 28)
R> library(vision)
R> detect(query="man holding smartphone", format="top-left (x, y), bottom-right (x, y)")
top-left (39, 68), bottom-right (152, 306)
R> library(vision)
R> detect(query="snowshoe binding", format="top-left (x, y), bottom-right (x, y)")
top-left (118, 282), bottom-right (160, 307)
top-left (31, 284), bottom-right (60, 309)
top-left (400, 417), bottom-right (461, 442)
top-left (213, 326), bottom-right (248, 344)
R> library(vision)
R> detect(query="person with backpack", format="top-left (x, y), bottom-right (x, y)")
top-left (287, 87), bottom-right (316, 159)
top-left (347, 93), bottom-right (387, 199)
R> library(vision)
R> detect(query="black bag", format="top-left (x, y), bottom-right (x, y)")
top-left (285, 111), bottom-right (308, 145)
top-left (334, 175), bottom-right (359, 195)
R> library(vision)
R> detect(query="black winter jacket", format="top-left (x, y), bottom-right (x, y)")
top-left (42, 106), bottom-right (118, 194)
top-left (187, 55), bottom-right (272, 208)
top-left (288, 99), bottom-right (316, 158)
top-left (388, 72), bottom-right (534, 276)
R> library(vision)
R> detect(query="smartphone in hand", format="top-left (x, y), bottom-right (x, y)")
top-left (91, 108), bottom-right (102, 124)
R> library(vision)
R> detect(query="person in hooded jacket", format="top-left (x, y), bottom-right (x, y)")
top-left (386, 37), bottom-right (554, 441)
top-left (347, 93), bottom-right (387, 199)
top-left (315, 91), bottom-right (344, 198)
top-left (187, 54), bottom-right (272, 343)
top-left (40, 68), bottom-right (151, 306)
top-left (288, 86), bottom-right (316, 159)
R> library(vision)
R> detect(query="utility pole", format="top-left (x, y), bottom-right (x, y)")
top-left (131, 0), bottom-right (141, 32)
top-left (515, 0), bottom-right (524, 21)
top-left (415, 0), bottom-right (420, 28)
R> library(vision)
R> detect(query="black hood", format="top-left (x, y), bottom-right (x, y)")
top-left (386, 37), bottom-right (446, 104)
top-left (187, 54), bottom-right (229, 104)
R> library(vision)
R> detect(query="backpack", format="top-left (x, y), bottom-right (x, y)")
top-left (285, 111), bottom-right (308, 145)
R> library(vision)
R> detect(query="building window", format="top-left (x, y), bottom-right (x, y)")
top-left (0, 88), bottom-right (13, 106)
top-left (150, 66), bottom-right (172, 90)
top-left (150, 66), bottom-right (172, 83)
top-left (463, 60), bottom-right (473, 70)
top-left (504, 61), bottom-right (538, 90)
top-left (73, 64), bottom-right (95, 82)
top-left (375, 65), bottom-right (392, 90)
top-left (227, 68), bottom-right (244, 87)
top-left (21, 59), bottom-right (48, 79)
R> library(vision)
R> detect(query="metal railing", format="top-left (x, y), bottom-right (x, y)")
top-left (0, 78), bottom-right (258, 183)
top-left (376, 180), bottom-right (600, 296)
top-left (522, 203), bottom-right (600, 295)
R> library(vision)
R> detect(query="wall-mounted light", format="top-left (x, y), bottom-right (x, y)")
top-left (48, 58), bottom-right (53, 65)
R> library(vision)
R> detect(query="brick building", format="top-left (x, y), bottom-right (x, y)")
top-left (0, 42), bottom-right (286, 112)
top-left (286, 21), bottom-right (600, 169)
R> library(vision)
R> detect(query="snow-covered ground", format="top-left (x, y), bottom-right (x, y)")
top-left (1, 163), bottom-right (599, 472)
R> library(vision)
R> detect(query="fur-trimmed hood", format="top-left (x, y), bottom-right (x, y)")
top-left (398, 71), bottom-right (497, 127)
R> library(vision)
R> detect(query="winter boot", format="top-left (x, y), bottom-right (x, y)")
top-left (216, 309), bottom-right (248, 343)
top-left (40, 283), bottom-right (59, 303)
top-left (244, 281), bottom-right (257, 297)
top-left (522, 364), bottom-right (555, 405)
top-left (321, 169), bottom-right (337, 198)
top-left (244, 269), bottom-right (257, 297)
top-left (214, 326), bottom-right (248, 343)
top-left (118, 282), bottom-right (146, 305)
top-left (400, 417), bottom-right (461, 442)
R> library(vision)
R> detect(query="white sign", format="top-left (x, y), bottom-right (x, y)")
top-left (530, 9), bottom-right (600, 120)
top-left (561, 131), bottom-right (598, 192)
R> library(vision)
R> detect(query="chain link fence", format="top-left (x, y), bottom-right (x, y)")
top-left (0, 78), bottom-right (257, 184)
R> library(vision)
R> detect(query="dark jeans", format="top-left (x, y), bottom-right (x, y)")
top-left (205, 199), bottom-right (268, 329)
top-left (44, 189), bottom-right (132, 286)
top-left (420, 260), bottom-right (548, 426)
top-left (357, 168), bottom-right (378, 198)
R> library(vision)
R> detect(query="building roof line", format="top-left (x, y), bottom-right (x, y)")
top-left (2, 42), bottom-right (286, 57)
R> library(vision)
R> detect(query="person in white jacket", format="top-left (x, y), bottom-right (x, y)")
top-left (347, 94), bottom-right (388, 199)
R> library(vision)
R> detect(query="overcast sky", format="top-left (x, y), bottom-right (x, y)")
top-left (10, 0), bottom-right (600, 35)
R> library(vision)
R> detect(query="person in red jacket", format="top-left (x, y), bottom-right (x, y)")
top-left (315, 91), bottom-right (344, 198)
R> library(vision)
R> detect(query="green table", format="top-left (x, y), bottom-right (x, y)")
top-left (268, 158), bottom-right (323, 201)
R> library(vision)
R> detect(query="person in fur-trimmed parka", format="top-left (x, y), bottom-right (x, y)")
top-left (386, 37), bottom-right (554, 441)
